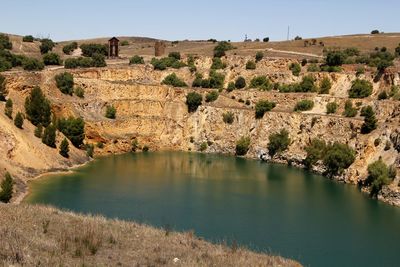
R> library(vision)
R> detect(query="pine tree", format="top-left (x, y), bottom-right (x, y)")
top-left (0, 172), bottom-right (13, 203)
top-left (4, 98), bottom-right (12, 119)
top-left (24, 86), bottom-right (52, 127)
top-left (14, 112), bottom-right (24, 129)
top-left (0, 74), bottom-right (7, 101)
top-left (42, 124), bottom-right (56, 148)
top-left (59, 138), bottom-right (69, 158)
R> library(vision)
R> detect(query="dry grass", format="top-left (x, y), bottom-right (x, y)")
top-left (0, 204), bottom-right (301, 266)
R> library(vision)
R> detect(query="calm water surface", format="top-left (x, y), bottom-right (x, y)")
top-left (26, 152), bottom-right (400, 267)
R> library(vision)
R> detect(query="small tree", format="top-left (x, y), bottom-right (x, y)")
top-left (210, 57), bottom-right (226, 70)
top-left (349, 79), bottom-right (373, 98)
top-left (34, 124), bottom-right (43, 138)
top-left (360, 106), bottom-right (377, 134)
top-left (4, 98), bottom-right (12, 119)
top-left (343, 100), bottom-right (357, 117)
top-left (168, 52), bottom-right (181, 60)
top-left (62, 42), bottom-right (78, 55)
top-left (43, 53), bottom-right (62, 65)
top-left (86, 144), bottom-right (94, 157)
top-left (39, 38), bottom-right (55, 54)
top-left (235, 76), bottom-right (246, 89)
top-left (55, 72), bottom-right (74, 95)
top-left (186, 92), bottom-right (202, 112)
top-left (366, 159), bottom-right (391, 196)
top-left (14, 112), bottom-right (24, 129)
top-left (0, 172), bottom-right (13, 203)
top-left (289, 62), bottom-right (301, 76)
top-left (22, 58), bottom-right (45, 71)
top-left (325, 51), bottom-right (345, 66)
top-left (268, 129), bottom-right (290, 157)
top-left (129, 55), bottom-right (145, 65)
top-left (226, 82), bottom-right (235, 92)
top-left (263, 37), bottom-right (270, 42)
top-left (323, 142), bottom-right (355, 176)
top-left (326, 102), bottom-right (338, 114)
top-left (0, 74), bottom-right (7, 101)
top-left (255, 51), bottom-right (264, 62)
top-left (57, 117), bottom-right (85, 147)
top-left (249, 76), bottom-right (272, 91)
top-left (105, 105), bottom-right (116, 119)
top-left (91, 53), bottom-right (107, 67)
top-left (304, 138), bottom-right (327, 169)
top-left (59, 138), bottom-right (70, 158)
top-left (22, 35), bottom-right (34, 42)
top-left (255, 100), bottom-right (276, 119)
top-left (42, 124), bottom-right (57, 148)
top-left (222, 111), bottom-right (234, 124)
top-left (162, 73), bottom-right (187, 87)
top-left (319, 77), bottom-right (332, 94)
top-left (74, 87), bottom-right (84, 98)
top-left (294, 100), bottom-right (314, 111)
top-left (235, 136), bottom-right (250, 156)
top-left (371, 30), bottom-right (380, 34)
top-left (246, 61), bottom-right (256, 70)
top-left (205, 91), bottom-right (219, 102)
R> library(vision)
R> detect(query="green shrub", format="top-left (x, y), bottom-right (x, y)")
top-left (97, 142), bottom-right (104, 149)
top-left (0, 34), bottom-right (12, 50)
top-left (377, 91), bottom-right (388, 100)
top-left (235, 136), bottom-right (250, 156)
top-left (323, 142), bottom-right (355, 176)
top-left (289, 62), bottom-right (301, 76)
top-left (186, 92), bottom-right (202, 112)
top-left (22, 58), bottom-right (44, 71)
top-left (366, 159), bottom-right (391, 196)
top-left (4, 98), bottom-right (12, 119)
top-left (39, 38), bottom-right (55, 54)
top-left (307, 63), bottom-right (320, 72)
top-left (55, 72), bottom-right (74, 95)
top-left (24, 86), bottom-right (52, 126)
top-left (263, 37), bottom-right (270, 42)
top-left (199, 142), bottom-right (207, 152)
top-left (304, 138), bottom-right (327, 169)
top-left (294, 100), bottom-right (314, 111)
top-left (360, 106), bottom-right (377, 134)
top-left (222, 111), bottom-right (234, 124)
top-left (91, 53), bottom-right (106, 67)
top-left (319, 77), bottom-right (332, 94)
top-left (343, 100), bottom-right (357, 117)
top-left (34, 124), bottom-right (43, 138)
top-left (299, 75), bottom-right (317, 92)
top-left (301, 59), bottom-right (307, 66)
top-left (151, 56), bottom-right (186, 70)
top-left (205, 91), bottom-right (219, 102)
top-left (246, 60), bottom-right (256, 70)
top-left (168, 52), bottom-right (181, 60)
top-left (129, 55), bottom-right (144, 65)
top-left (249, 76), bottom-right (272, 91)
top-left (193, 71), bottom-right (224, 89)
top-left (226, 82), bottom-right (235, 92)
top-left (62, 42), bottom-right (78, 55)
top-left (210, 57), bottom-right (226, 70)
top-left (22, 35), bottom-right (34, 42)
top-left (43, 53), bottom-right (62, 65)
top-left (214, 41), bottom-right (234, 57)
top-left (57, 117), bottom-right (85, 147)
top-left (268, 129), bottom-right (290, 157)
top-left (120, 40), bottom-right (129, 46)
top-left (0, 74), bottom-right (6, 101)
top-left (389, 85), bottom-right (400, 100)
top-left (255, 100), bottom-right (276, 119)
top-left (131, 139), bottom-right (139, 152)
top-left (80, 43), bottom-right (108, 57)
top-left (235, 76), bottom-right (246, 89)
top-left (14, 112), bottom-right (23, 129)
top-left (105, 105), bottom-right (116, 119)
top-left (326, 102), bottom-right (338, 114)
top-left (42, 124), bottom-right (57, 148)
top-left (64, 57), bottom-right (97, 69)
top-left (162, 73), bottom-right (187, 87)
top-left (86, 144), bottom-right (94, 157)
top-left (192, 73), bottom-right (203, 87)
top-left (74, 86), bottom-right (84, 98)
top-left (325, 51), bottom-right (345, 66)
top-left (59, 138), bottom-right (70, 158)
top-left (255, 51), bottom-right (264, 62)
top-left (0, 172), bottom-right (13, 203)
top-left (349, 79), bottom-right (373, 98)
top-left (0, 57), bottom-right (12, 72)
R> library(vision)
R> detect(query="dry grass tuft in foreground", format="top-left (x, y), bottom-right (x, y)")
top-left (0, 204), bottom-right (301, 266)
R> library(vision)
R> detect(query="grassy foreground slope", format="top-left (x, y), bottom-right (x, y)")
top-left (0, 204), bottom-right (300, 266)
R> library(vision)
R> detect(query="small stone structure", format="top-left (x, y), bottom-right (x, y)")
top-left (155, 41), bottom-right (166, 56)
top-left (108, 37), bottom-right (119, 58)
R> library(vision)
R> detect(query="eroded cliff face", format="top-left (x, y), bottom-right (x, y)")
top-left (1, 57), bottom-right (400, 204)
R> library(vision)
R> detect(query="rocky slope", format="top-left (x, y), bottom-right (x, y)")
top-left (1, 56), bottom-right (400, 205)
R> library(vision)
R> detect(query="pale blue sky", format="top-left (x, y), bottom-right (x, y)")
top-left (1, 0), bottom-right (399, 41)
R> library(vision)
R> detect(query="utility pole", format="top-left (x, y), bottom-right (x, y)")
top-left (287, 26), bottom-right (290, 41)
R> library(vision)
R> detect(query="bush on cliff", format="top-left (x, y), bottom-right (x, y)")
top-left (105, 105), bottom-right (116, 119)
top-left (62, 42), bottom-right (78, 55)
top-left (39, 39), bottom-right (55, 54)
top-left (59, 138), bottom-right (70, 158)
top-left (43, 53), bottom-right (62, 65)
top-left (323, 142), bottom-right (355, 176)
top-left (268, 129), bottom-right (290, 157)
top-left (55, 72), bottom-right (74, 95)
top-left (348, 79), bottom-right (373, 98)
top-left (4, 99), bottom-right (13, 119)
top-left (42, 124), bottom-right (57, 148)
top-left (235, 136), bottom-right (250, 156)
top-left (129, 55), bottom-right (144, 65)
top-left (14, 112), bottom-right (24, 129)
top-left (186, 92), bottom-right (202, 112)
top-left (294, 100), bottom-right (314, 111)
top-left (255, 100), bottom-right (276, 119)
top-left (80, 43), bottom-right (108, 57)
top-left (360, 105), bottom-right (377, 134)
top-left (57, 117), bottom-right (85, 148)
top-left (365, 159), bottom-right (395, 197)
top-left (304, 138), bottom-right (327, 169)
top-left (0, 74), bottom-right (6, 101)
top-left (162, 73), bottom-right (187, 87)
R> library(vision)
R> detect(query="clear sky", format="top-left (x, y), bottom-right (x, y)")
top-left (1, 0), bottom-right (399, 42)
